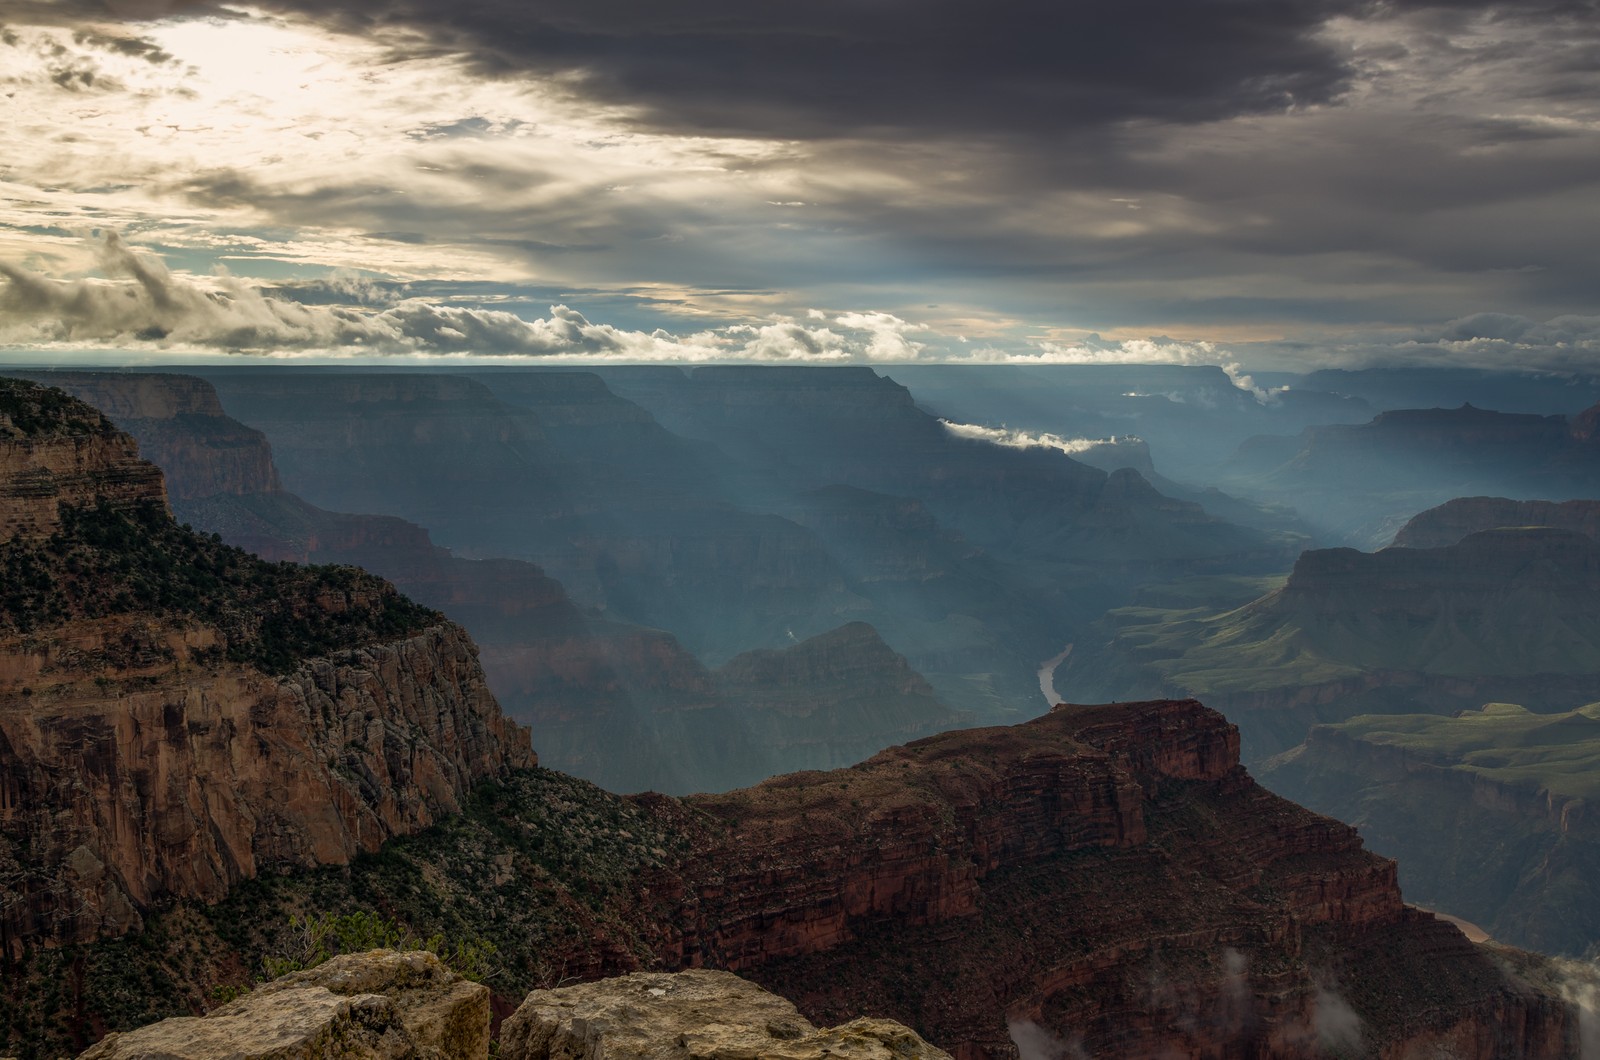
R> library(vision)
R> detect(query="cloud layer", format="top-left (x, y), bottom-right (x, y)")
top-left (0, 0), bottom-right (1596, 366)
top-left (0, 233), bottom-right (920, 360)
top-left (7, 235), bottom-right (1600, 374)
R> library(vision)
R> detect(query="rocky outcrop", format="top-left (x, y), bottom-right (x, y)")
top-left (79, 950), bottom-right (488, 1060)
top-left (0, 621), bottom-right (533, 952)
top-left (667, 701), bottom-right (1574, 1058)
top-left (501, 969), bottom-right (951, 1060)
top-left (0, 379), bottom-right (166, 542)
top-left (677, 702), bottom-right (1391, 978)
top-left (9, 699), bottom-right (1592, 1060)
top-left (0, 382), bottom-right (534, 955)
top-left (13, 371), bottom-right (280, 501)
top-left (1394, 496), bottom-right (1600, 548)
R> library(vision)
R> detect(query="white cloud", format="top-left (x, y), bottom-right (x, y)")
top-left (0, 233), bottom-right (944, 362)
top-left (940, 420), bottom-right (1139, 456)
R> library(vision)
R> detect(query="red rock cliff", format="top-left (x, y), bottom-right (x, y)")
top-left (0, 380), bottom-right (535, 955)
top-left (651, 701), bottom-right (1579, 1059)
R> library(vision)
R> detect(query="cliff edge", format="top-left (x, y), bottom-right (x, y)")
top-left (0, 379), bottom-right (534, 955)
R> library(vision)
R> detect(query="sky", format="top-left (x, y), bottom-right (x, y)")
top-left (0, 0), bottom-right (1597, 370)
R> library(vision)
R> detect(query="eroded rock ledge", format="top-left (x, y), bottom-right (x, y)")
top-left (502, 969), bottom-right (951, 1060)
top-left (79, 950), bottom-right (489, 1060)
top-left (77, 961), bottom-right (942, 1060)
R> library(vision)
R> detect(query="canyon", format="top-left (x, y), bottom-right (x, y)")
top-left (1056, 524), bottom-right (1600, 762)
top-left (12, 370), bottom-right (964, 793)
top-left (2, 374), bottom-right (1595, 1060)
top-left (1219, 401), bottom-right (1600, 547)
top-left (1264, 704), bottom-right (1600, 958)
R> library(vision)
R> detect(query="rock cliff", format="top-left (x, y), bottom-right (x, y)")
top-left (677, 702), bottom-right (1585, 1059)
top-left (1263, 704), bottom-right (1600, 958)
top-left (0, 380), bottom-right (534, 956)
top-left (6, 699), bottom-right (1591, 1059)
top-left (0, 379), bottom-right (167, 542)
top-left (1, 621), bottom-right (530, 951)
top-left (1394, 496), bottom-right (1600, 548)
top-left (1056, 527), bottom-right (1600, 761)
top-left (12, 371), bottom-right (280, 501)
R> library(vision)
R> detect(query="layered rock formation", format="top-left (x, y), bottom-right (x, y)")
top-left (12, 371), bottom-right (281, 502)
top-left (501, 969), bottom-right (951, 1060)
top-left (0, 379), bottom-right (167, 541)
top-left (1264, 703), bottom-right (1600, 958)
top-left (1056, 527), bottom-right (1600, 760)
top-left (1394, 496), bottom-right (1600, 548)
top-left (8, 698), bottom-right (1593, 1059)
top-left (0, 380), bottom-right (534, 955)
top-left (1, 620), bottom-right (528, 949)
top-left (80, 950), bottom-right (489, 1060)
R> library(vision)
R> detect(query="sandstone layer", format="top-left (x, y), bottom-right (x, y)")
top-left (79, 950), bottom-right (488, 1060)
top-left (1, 621), bottom-right (532, 951)
top-left (673, 701), bottom-right (1584, 1057)
top-left (501, 969), bottom-right (952, 1060)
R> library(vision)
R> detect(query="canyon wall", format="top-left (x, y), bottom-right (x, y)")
top-left (0, 379), bottom-right (167, 541)
top-left (0, 379), bottom-right (535, 955)
top-left (1264, 714), bottom-right (1600, 958)
top-left (661, 700), bottom-right (1578, 1059)
top-left (12, 371), bottom-right (280, 501)
top-left (1395, 496), bottom-right (1600, 548)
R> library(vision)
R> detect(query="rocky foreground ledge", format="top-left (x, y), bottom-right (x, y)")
top-left (77, 954), bottom-right (946, 1060)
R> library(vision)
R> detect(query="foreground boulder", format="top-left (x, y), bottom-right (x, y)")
top-left (500, 969), bottom-right (951, 1060)
top-left (78, 950), bottom-right (488, 1060)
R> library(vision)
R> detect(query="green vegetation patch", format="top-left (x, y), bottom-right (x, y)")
top-left (1086, 598), bottom-right (1360, 695)
top-left (0, 500), bottom-right (440, 672)
top-left (1327, 702), bottom-right (1600, 801)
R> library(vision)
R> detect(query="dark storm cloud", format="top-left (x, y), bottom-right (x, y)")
top-left (260, 0), bottom-right (1363, 140)
top-left (70, 28), bottom-right (176, 64)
